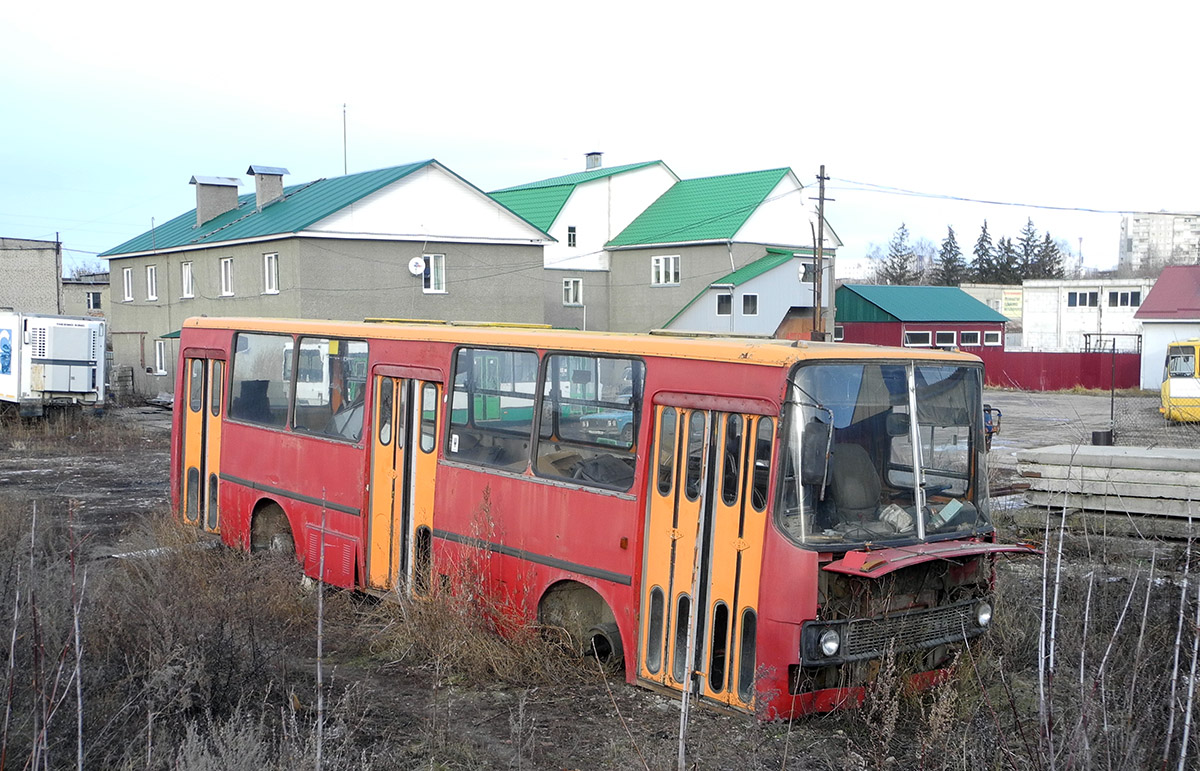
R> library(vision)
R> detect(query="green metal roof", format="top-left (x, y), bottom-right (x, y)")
top-left (837, 284), bottom-right (1009, 323)
top-left (606, 168), bottom-right (790, 247)
top-left (490, 161), bottom-right (665, 192)
top-left (101, 161), bottom-right (436, 257)
top-left (664, 247), bottom-right (810, 327)
top-left (488, 185), bottom-right (574, 231)
top-left (487, 161), bottom-right (668, 231)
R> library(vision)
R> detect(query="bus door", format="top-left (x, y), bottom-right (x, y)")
top-left (368, 372), bottom-right (441, 594)
top-left (180, 356), bottom-right (226, 534)
top-left (640, 403), bottom-right (774, 712)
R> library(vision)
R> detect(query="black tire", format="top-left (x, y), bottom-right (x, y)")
top-left (621, 424), bottom-right (634, 445)
top-left (587, 622), bottom-right (624, 668)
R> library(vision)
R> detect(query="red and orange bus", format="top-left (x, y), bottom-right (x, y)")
top-left (171, 317), bottom-right (1034, 717)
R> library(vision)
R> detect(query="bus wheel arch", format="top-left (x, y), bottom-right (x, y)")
top-left (250, 499), bottom-right (295, 556)
top-left (537, 580), bottom-right (623, 668)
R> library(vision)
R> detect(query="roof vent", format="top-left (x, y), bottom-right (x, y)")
top-left (585, 151), bottom-right (603, 170)
top-left (247, 165), bottom-right (289, 211)
top-left (189, 175), bottom-right (241, 227)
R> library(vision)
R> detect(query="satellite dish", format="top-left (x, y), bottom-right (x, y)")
top-left (408, 257), bottom-right (426, 276)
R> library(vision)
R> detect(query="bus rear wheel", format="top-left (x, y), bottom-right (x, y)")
top-left (587, 622), bottom-right (624, 668)
top-left (250, 503), bottom-right (295, 556)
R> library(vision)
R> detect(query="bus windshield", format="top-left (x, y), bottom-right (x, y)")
top-left (777, 361), bottom-right (990, 548)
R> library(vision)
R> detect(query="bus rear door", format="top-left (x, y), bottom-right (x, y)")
top-left (368, 371), bottom-right (441, 594)
top-left (640, 402), bottom-right (774, 712)
top-left (180, 356), bottom-right (226, 533)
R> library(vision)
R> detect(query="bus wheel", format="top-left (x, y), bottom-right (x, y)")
top-left (251, 503), bottom-right (295, 556)
top-left (587, 622), bottom-right (624, 668)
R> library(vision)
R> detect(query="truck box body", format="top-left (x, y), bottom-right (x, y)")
top-left (0, 312), bottom-right (106, 416)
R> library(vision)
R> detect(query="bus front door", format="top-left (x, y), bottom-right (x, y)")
top-left (640, 406), bottom-right (772, 713)
top-left (368, 376), bottom-right (440, 594)
top-left (180, 357), bottom-right (226, 534)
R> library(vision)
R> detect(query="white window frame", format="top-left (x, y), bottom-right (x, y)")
top-left (935, 331), bottom-right (956, 347)
top-left (423, 253), bottom-right (446, 294)
top-left (86, 291), bottom-right (101, 310)
top-left (562, 278), bottom-right (582, 306)
top-left (651, 255), bottom-right (680, 286)
top-left (716, 293), bottom-right (732, 316)
top-left (984, 330), bottom-right (1003, 346)
top-left (154, 339), bottom-right (167, 376)
top-left (960, 331), bottom-right (981, 346)
top-left (742, 294), bottom-right (759, 316)
top-left (122, 267), bottom-right (133, 302)
top-left (181, 261), bottom-right (194, 299)
top-left (263, 252), bottom-right (279, 295)
top-left (145, 265), bottom-right (158, 301)
top-left (220, 257), bottom-right (234, 297)
top-left (833, 325), bottom-right (845, 342)
top-left (903, 331), bottom-right (932, 347)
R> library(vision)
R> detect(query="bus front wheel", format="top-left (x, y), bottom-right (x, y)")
top-left (250, 503), bottom-right (295, 556)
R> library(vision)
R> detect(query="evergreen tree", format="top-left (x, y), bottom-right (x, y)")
top-left (1033, 232), bottom-right (1065, 279)
top-left (878, 223), bottom-right (918, 284)
top-left (932, 226), bottom-right (967, 286)
top-left (994, 236), bottom-right (1021, 284)
top-left (971, 220), bottom-right (999, 283)
top-left (1016, 218), bottom-right (1040, 278)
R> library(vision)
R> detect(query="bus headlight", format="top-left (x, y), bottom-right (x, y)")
top-left (819, 628), bottom-right (841, 657)
top-left (975, 601), bottom-right (993, 628)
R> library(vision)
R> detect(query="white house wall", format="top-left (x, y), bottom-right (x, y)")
top-left (668, 257), bottom-right (823, 335)
top-left (312, 163), bottom-right (548, 244)
top-left (1141, 321), bottom-right (1200, 390)
top-left (734, 176), bottom-right (829, 248)
top-left (1019, 279), bottom-right (1154, 351)
top-left (544, 164), bottom-right (678, 271)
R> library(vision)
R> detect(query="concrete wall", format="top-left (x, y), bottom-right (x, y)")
top-left (543, 268), bottom-right (609, 330)
top-left (108, 236), bottom-right (545, 395)
top-left (1021, 278), bottom-right (1153, 351)
top-left (61, 275), bottom-right (109, 319)
top-left (0, 237), bottom-right (61, 314)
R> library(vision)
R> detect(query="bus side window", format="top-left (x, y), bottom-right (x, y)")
top-left (448, 347), bottom-right (537, 470)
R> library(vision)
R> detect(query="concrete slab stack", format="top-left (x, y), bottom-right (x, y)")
top-left (1015, 445), bottom-right (1200, 518)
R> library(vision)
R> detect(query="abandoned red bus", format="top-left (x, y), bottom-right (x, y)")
top-left (170, 316), bottom-right (1034, 717)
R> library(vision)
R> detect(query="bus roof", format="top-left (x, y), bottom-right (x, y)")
top-left (181, 316), bottom-right (982, 368)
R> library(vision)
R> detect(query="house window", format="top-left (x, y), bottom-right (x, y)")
top-left (220, 257), bottom-right (234, 297)
top-left (86, 291), bottom-right (101, 310)
top-left (567, 226), bottom-right (577, 248)
top-left (716, 294), bottom-right (732, 316)
top-left (742, 294), bottom-right (758, 316)
top-left (960, 331), bottom-right (981, 346)
top-left (904, 331), bottom-right (932, 347)
top-left (423, 254), bottom-right (446, 293)
top-left (935, 331), bottom-right (956, 347)
top-left (1087, 291), bottom-right (1098, 306)
top-left (984, 331), bottom-right (1002, 346)
top-left (263, 252), bottom-right (279, 294)
top-left (145, 265), bottom-right (158, 301)
top-left (181, 262), bottom-right (194, 299)
top-left (154, 340), bottom-right (167, 375)
top-left (1067, 292), bottom-right (1077, 307)
top-left (651, 255), bottom-right (680, 286)
top-left (833, 325), bottom-right (844, 342)
top-left (1068, 291), bottom-right (1098, 307)
top-left (563, 278), bottom-right (582, 306)
top-left (1131, 291), bottom-right (1141, 306)
top-left (122, 267), bottom-right (133, 302)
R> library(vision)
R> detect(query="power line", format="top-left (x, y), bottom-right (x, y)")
top-left (830, 177), bottom-right (1198, 218)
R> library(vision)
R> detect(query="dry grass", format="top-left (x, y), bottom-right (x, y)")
top-left (0, 406), bottom-right (151, 453)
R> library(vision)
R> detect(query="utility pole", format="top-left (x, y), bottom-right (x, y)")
top-left (813, 165), bottom-right (831, 339)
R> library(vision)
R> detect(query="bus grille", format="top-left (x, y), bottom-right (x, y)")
top-left (843, 601), bottom-right (980, 661)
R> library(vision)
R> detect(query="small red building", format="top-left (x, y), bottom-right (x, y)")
top-left (835, 284), bottom-right (1007, 351)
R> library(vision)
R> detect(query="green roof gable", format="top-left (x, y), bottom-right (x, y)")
top-left (488, 161), bottom-right (668, 231)
top-left (488, 185), bottom-right (573, 231)
top-left (101, 161), bottom-right (435, 257)
top-left (606, 168), bottom-right (790, 247)
top-left (836, 284), bottom-right (1009, 323)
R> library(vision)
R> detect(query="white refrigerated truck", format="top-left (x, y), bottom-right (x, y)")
top-left (0, 311), bottom-right (106, 416)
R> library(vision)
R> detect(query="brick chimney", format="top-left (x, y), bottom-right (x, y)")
top-left (189, 176), bottom-right (241, 226)
top-left (585, 151), bottom-right (603, 170)
top-left (247, 165), bottom-right (289, 210)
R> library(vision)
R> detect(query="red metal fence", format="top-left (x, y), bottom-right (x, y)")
top-left (974, 349), bottom-right (1142, 391)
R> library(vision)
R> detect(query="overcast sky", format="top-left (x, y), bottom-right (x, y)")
top-left (3, 2), bottom-right (1196, 277)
